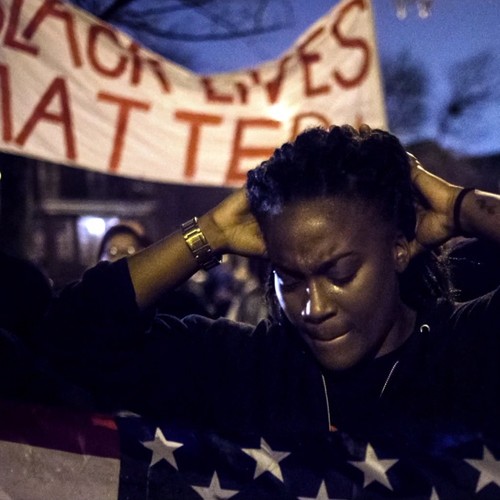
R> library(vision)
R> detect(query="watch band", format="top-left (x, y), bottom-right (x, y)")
top-left (181, 217), bottom-right (221, 271)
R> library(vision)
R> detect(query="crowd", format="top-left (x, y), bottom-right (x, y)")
top-left (0, 124), bottom-right (500, 465)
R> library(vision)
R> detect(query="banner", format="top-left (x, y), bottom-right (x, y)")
top-left (0, 0), bottom-right (386, 187)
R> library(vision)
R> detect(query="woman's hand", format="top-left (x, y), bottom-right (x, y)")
top-left (199, 188), bottom-right (267, 258)
top-left (408, 154), bottom-right (462, 257)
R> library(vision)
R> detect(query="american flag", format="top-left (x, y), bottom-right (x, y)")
top-left (0, 399), bottom-right (499, 499)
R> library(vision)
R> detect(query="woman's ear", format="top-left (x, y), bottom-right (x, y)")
top-left (393, 233), bottom-right (411, 273)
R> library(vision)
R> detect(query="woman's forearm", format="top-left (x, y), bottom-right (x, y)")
top-left (458, 189), bottom-right (500, 245)
top-left (127, 213), bottom-right (227, 310)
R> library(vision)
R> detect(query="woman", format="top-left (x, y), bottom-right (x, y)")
top-left (39, 125), bottom-right (500, 444)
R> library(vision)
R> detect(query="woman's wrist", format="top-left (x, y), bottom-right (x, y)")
top-left (197, 213), bottom-right (229, 255)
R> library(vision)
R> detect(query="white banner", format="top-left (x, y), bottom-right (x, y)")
top-left (0, 0), bottom-right (386, 186)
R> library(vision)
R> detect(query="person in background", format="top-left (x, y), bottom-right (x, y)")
top-left (225, 255), bottom-right (269, 324)
top-left (97, 223), bottom-right (152, 263)
top-left (443, 237), bottom-right (500, 301)
top-left (0, 251), bottom-right (52, 341)
top-left (37, 125), bottom-right (500, 449)
top-left (0, 252), bottom-right (91, 407)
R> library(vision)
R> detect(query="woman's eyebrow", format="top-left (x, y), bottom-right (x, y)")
top-left (316, 252), bottom-right (356, 273)
top-left (274, 252), bottom-right (357, 277)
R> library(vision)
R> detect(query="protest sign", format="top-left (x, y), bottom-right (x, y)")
top-left (0, 0), bottom-right (386, 186)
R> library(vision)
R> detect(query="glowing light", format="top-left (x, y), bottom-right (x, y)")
top-left (394, 0), bottom-right (433, 19)
top-left (80, 216), bottom-right (106, 236)
top-left (268, 103), bottom-right (293, 122)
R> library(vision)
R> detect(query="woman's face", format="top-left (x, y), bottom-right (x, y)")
top-left (260, 196), bottom-right (413, 371)
top-left (101, 233), bottom-right (143, 262)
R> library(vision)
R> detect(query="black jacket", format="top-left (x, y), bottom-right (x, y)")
top-left (37, 259), bottom-right (500, 449)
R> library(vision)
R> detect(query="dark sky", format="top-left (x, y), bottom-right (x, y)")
top-left (373, 0), bottom-right (500, 154)
top-left (73, 0), bottom-right (500, 155)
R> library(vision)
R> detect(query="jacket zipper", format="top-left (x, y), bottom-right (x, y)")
top-left (321, 373), bottom-right (335, 432)
top-left (321, 360), bottom-right (400, 431)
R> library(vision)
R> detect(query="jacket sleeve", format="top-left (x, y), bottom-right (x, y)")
top-left (36, 259), bottom-right (162, 412)
top-left (450, 284), bottom-right (500, 336)
top-left (35, 258), bottom-right (270, 422)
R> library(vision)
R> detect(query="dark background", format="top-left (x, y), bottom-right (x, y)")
top-left (1, 0), bottom-right (499, 288)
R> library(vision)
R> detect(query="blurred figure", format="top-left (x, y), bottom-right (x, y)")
top-left (0, 252), bottom-right (90, 407)
top-left (225, 256), bottom-right (269, 324)
top-left (202, 258), bottom-right (241, 318)
top-left (444, 237), bottom-right (500, 302)
top-left (201, 255), bottom-right (268, 321)
top-left (97, 224), bottom-right (151, 262)
top-left (0, 251), bottom-right (52, 341)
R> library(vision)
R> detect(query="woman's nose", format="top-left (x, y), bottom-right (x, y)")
top-left (301, 278), bottom-right (337, 323)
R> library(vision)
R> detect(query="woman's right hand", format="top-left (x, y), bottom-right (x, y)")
top-left (199, 188), bottom-right (267, 258)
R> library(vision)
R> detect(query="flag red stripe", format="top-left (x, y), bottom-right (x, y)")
top-left (0, 399), bottom-right (120, 458)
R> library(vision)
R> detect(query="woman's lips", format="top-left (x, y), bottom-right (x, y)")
top-left (305, 328), bottom-right (351, 343)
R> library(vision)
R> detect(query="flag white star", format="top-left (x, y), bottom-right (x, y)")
top-left (141, 427), bottom-right (183, 469)
top-left (465, 446), bottom-right (500, 493)
top-left (298, 479), bottom-right (346, 500)
top-left (191, 472), bottom-right (239, 499)
top-left (430, 486), bottom-right (440, 499)
top-left (348, 443), bottom-right (397, 490)
top-left (0, 486), bottom-right (13, 500)
top-left (242, 438), bottom-right (290, 482)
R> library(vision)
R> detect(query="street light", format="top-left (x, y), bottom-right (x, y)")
top-left (394, 0), bottom-right (433, 19)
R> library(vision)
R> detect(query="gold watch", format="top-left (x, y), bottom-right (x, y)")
top-left (181, 217), bottom-right (221, 271)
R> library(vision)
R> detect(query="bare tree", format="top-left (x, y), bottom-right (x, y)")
top-left (381, 50), bottom-right (429, 137)
top-left (438, 51), bottom-right (500, 147)
top-left (70, 0), bottom-right (295, 68)
top-left (71, 0), bottom-right (294, 41)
